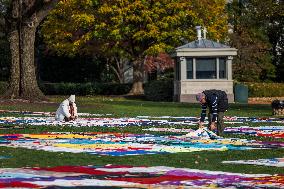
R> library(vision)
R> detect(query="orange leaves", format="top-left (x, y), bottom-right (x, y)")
top-left (144, 53), bottom-right (174, 73)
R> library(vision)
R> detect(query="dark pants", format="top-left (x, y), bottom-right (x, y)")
top-left (208, 112), bottom-right (225, 135)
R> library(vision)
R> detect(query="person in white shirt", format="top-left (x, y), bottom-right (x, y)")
top-left (55, 95), bottom-right (78, 121)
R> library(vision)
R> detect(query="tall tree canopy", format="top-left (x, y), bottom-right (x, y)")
top-left (2, 0), bottom-right (59, 100)
top-left (42, 0), bottom-right (228, 94)
top-left (41, 0), bottom-right (95, 56)
top-left (228, 0), bottom-right (283, 82)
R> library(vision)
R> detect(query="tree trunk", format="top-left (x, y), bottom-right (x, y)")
top-left (4, 30), bottom-right (21, 99)
top-left (129, 59), bottom-right (144, 95)
top-left (4, 25), bottom-right (45, 101)
top-left (20, 25), bottom-right (45, 100)
top-left (3, 0), bottom-right (59, 101)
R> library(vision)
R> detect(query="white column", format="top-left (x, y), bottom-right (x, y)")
top-left (180, 56), bottom-right (186, 80)
top-left (193, 58), bottom-right (196, 79)
top-left (227, 56), bottom-right (233, 80)
top-left (216, 58), bottom-right (219, 79)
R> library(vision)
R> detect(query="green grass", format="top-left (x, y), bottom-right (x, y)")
top-left (0, 147), bottom-right (282, 174)
top-left (0, 95), bottom-right (283, 174)
top-left (0, 95), bottom-right (275, 117)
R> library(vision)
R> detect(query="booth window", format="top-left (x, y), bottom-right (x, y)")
top-left (186, 58), bottom-right (193, 79)
top-left (196, 58), bottom-right (216, 79)
top-left (219, 58), bottom-right (227, 79)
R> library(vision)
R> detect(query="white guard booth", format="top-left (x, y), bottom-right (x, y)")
top-left (173, 27), bottom-right (237, 103)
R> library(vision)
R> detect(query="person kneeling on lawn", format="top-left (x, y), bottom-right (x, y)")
top-left (55, 95), bottom-right (78, 121)
top-left (196, 90), bottom-right (228, 136)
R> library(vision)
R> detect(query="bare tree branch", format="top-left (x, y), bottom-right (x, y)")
top-left (110, 64), bottom-right (122, 84)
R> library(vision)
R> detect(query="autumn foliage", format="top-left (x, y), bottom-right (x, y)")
top-left (41, 0), bottom-right (228, 94)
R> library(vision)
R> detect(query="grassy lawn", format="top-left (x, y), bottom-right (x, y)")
top-left (0, 95), bottom-right (275, 117)
top-left (0, 95), bottom-right (283, 175)
top-left (0, 147), bottom-right (282, 174)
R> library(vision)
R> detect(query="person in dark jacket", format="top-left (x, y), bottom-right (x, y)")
top-left (196, 90), bottom-right (228, 136)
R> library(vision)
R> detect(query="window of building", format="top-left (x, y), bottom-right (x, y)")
top-left (175, 60), bottom-right (180, 80)
top-left (186, 58), bottom-right (193, 79)
top-left (219, 58), bottom-right (227, 79)
top-left (196, 58), bottom-right (216, 79)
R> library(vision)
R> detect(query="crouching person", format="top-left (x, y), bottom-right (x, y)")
top-left (55, 95), bottom-right (78, 121)
top-left (196, 90), bottom-right (228, 136)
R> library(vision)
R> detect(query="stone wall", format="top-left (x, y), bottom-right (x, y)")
top-left (174, 80), bottom-right (234, 103)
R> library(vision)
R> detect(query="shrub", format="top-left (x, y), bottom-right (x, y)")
top-left (245, 82), bottom-right (284, 97)
top-left (144, 79), bottom-right (173, 101)
top-left (4, 81), bottom-right (284, 98)
top-left (0, 81), bottom-right (8, 95)
top-left (0, 81), bottom-right (131, 96)
top-left (40, 82), bottom-right (131, 96)
top-left (40, 83), bottom-right (77, 95)
top-left (99, 83), bottom-right (132, 95)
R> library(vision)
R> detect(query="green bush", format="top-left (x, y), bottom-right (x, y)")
top-left (40, 83), bottom-right (78, 95)
top-left (0, 82), bottom-right (131, 96)
top-left (0, 81), bottom-right (8, 95)
top-left (40, 82), bottom-right (131, 96)
top-left (245, 82), bottom-right (284, 97)
top-left (4, 81), bottom-right (283, 98)
top-left (99, 83), bottom-right (132, 95)
top-left (144, 79), bottom-right (173, 101)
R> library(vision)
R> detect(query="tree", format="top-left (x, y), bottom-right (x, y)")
top-left (230, 29), bottom-right (273, 82)
top-left (2, 0), bottom-right (59, 100)
top-left (42, 0), bottom-right (229, 95)
top-left (92, 0), bottom-right (229, 94)
top-left (41, 0), bottom-right (95, 56)
top-left (249, 0), bottom-right (284, 81)
top-left (227, 0), bottom-right (283, 82)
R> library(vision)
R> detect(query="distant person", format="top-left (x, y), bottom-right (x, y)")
top-left (196, 90), bottom-right (228, 136)
top-left (55, 95), bottom-right (78, 121)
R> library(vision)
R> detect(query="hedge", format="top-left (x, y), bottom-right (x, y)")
top-left (40, 82), bottom-right (132, 96)
top-left (0, 81), bottom-right (8, 95)
top-left (0, 82), bottom-right (131, 96)
top-left (1, 81), bottom-right (284, 98)
top-left (245, 82), bottom-right (284, 97)
top-left (144, 79), bottom-right (173, 101)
